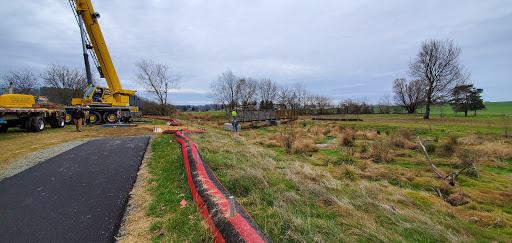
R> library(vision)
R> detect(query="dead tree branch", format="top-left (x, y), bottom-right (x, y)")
top-left (471, 162), bottom-right (480, 178)
top-left (429, 183), bottom-right (443, 199)
top-left (418, 136), bottom-right (443, 178)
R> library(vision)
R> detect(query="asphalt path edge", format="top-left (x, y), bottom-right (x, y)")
top-left (115, 135), bottom-right (156, 241)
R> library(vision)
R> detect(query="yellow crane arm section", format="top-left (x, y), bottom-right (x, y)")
top-left (74, 0), bottom-right (134, 96)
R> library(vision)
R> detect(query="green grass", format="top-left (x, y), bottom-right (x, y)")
top-left (142, 110), bottom-right (512, 242)
top-left (146, 135), bottom-right (213, 242)
top-left (426, 101), bottom-right (512, 116)
top-left (388, 160), bottom-right (424, 168)
top-left (318, 149), bottom-right (341, 157)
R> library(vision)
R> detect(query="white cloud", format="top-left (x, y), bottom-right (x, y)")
top-left (1, 0), bottom-right (511, 104)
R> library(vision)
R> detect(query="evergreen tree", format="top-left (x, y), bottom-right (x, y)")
top-left (469, 88), bottom-right (485, 116)
top-left (450, 84), bottom-right (485, 116)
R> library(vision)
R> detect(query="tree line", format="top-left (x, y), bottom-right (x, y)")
top-left (210, 38), bottom-right (486, 118)
top-left (209, 69), bottom-right (336, 115)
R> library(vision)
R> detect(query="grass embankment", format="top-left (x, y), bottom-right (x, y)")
top-left (143, 111), bottom-right (512, 242)
top-left (143, 135), bottom-right (213, 242)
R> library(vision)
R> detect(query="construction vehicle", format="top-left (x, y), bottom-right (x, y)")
top-left (0, 88), bottom-right (66, 132)
top-left (65, 0), bottom-right (141, 125)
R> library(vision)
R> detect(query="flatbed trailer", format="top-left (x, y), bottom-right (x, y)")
top-left (0, 107), bottom-right (66, 132)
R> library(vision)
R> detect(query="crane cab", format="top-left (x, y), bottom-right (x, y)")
top-left (72, 85), bottom-right (118, 106)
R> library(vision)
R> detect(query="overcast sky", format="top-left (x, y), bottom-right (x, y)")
top-left (1, 0), bottom-right (511, 105)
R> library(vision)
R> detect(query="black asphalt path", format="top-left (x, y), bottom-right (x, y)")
top-left (0, 136), bottom-right (150, 243)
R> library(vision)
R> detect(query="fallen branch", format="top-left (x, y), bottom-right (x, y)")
top-left (471, 162), bottom-right (480, 178)
top-left (445, 162), bottom-right (473, 186)
top-left (429, 183), bottom-right (443, 199)
top-left (418, 136), bottom-right (443, 178)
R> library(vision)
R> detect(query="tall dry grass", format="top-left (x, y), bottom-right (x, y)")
top-left (279, 122), bottom-right (298, 154)
top-left (293, 139), bottom-right (319, 154)
top-left (474, 141), bottom-right (512, 160)
top-left (367, 141), bottom-right (394, 163)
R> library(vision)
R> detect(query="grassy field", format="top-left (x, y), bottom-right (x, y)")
top-left (421, 101), bottom-right (512, 116)
top-left (138, 109), bottom-right (512, 242)
top-left (2, 104), bottom-right (511, 242)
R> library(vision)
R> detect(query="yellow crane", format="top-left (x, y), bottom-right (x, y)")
top-left (66, 0), bottom-right (140, 124)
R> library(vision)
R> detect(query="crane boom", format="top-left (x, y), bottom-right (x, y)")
top-left (66, 0), bottom-right (141, 124)
top-left (70, 0), bottom-right (134, 95)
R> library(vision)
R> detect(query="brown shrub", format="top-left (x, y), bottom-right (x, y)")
top-left (294, 139), bottom-right (319, 154)
top-left (389, 135), bottom-right (413, 149)
top-left (279, 122), bottom-right (297, 154)
top-left (368, 141), bottom-right (393, 163)
top-left (360, 130), bottom-right (378, 140)
top-left (343, 127), bottom-right (357, 139)
top-left (399, 128), bottom-right (413, 140)
top-left (321, 127), bottom-right (331, 136)
top-left (446, 192), bottom-right (471, 206)
top-left (340, 135), bottom-right (355, 147)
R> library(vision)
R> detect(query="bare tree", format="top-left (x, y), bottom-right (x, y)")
top-left (236, 77), bottom-right (258, 109)
top-left (393, 78), bottom-right (425, 114)
top-left (134, 59), bottom-right (181, 115)
top-left (338, 99), bottom-right (351, 114)
top-left (258, 78), bottom-right (278, 109)
top-left (209, 69), bottom-right (239, 111)
top-left (314, 95), bottom-right (332, 115)
top-left (377, 93), bottom-right (392, 114)
top-left (41, 64), bottom-right (91, 104)
top-left (293, 83), bottom-right (308, 111)
top-left (277, 84), bottom-right (293, 109)
top-left (2, 69), bottom-right (40, 94)
top-left (276, 83), bottom-right (309, 110)
top-left (409, 39), bottom-right (469, 119)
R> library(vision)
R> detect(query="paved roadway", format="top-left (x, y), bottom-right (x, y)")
top-left (0, 136), bottom-right (150, 242)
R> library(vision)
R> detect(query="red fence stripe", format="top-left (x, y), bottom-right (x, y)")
top-left (174, 131), bottom-right (271, 243)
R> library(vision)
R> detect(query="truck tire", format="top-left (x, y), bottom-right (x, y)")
top-left (58, 116), bottom-right (65, 128)
top-left (51, 116), bottom-right (65, 128)
top-left (0, 124), bottom-right (7, 133)
top-left (89, 111), bottom-right (102, 125)
top-left (25, 117), bottom-right (34, 132)
top-left (103, 112), bottom-right (118, 124)
top-left (31, 117), bottom-right (45, 132)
